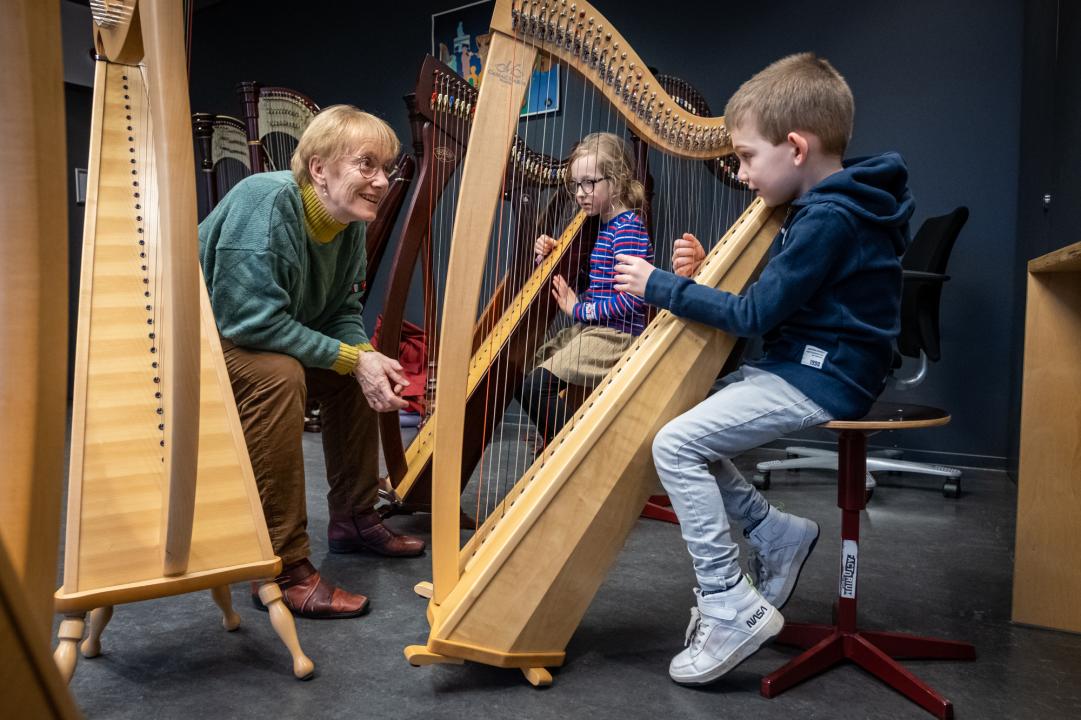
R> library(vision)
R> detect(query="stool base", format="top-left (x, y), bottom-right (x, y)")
top-left (762, 621), bottom-right (975, 720)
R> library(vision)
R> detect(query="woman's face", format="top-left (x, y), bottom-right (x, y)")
top-left (313, 148), bottom-right (391, 223)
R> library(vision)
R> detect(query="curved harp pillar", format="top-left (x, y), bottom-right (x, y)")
top-left (56, 0), bottom-right (311, 682)
top-left (1, 1), bottom-right (81, 716)
top-left (407, 0), bottom-right (786, 681)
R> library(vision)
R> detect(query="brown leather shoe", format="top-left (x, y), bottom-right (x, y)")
top-left (328, 509), bottom-right (426, 557)
top-left (250, 559), bottom-right (369, 619)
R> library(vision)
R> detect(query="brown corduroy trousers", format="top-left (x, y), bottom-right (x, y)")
top-left (222, 340), bottom-right (379, 566)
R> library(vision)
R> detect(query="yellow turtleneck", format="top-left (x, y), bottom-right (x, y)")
top-left (300, 182), bottom-right (374, 373)
top-left (300, 182), bottom-right (349, 244)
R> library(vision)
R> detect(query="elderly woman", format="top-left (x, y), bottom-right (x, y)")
top-left (199, 105), bottom-right (423, 620)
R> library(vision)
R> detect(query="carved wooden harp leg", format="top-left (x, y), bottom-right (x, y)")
top-left (53, 614), bottom-right (86, 684)
top-left (80, 605), bottom-right (114, 657)
top-left (256, 582), bottom-right (315, 680)
top-left (210, 585), bottom-right (242, 631)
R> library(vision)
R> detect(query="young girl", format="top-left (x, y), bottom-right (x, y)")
top-left (517, 132), bottom-right (653, 444)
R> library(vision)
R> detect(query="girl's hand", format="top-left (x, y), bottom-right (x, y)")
top-left (673, 233), bottom-right (706, 277)
top-left (534, 234), bottom-right (557, 264)
top-left (552, 274), bottom-right (578, 315)
top-left (613, 254), bottom-right (656, 297)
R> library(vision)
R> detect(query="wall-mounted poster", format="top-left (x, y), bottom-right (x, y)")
top-left (431, 0), bottom-right (560, 117)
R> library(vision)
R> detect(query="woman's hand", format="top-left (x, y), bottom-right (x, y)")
top-left (673, 233), bottom-right (706, 277)
top-left (613, 254), bottom-right (657, 297)
top-left (534, 234), bottom-right (557, 264)
top-left (354, 350), bottom-right (410, 412)
top-left (551, 274), bottom-right (578, 316)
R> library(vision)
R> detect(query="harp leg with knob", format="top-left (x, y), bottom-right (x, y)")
top-left (256, 581), bottom-right (315, 680)
top-left (210, 585), bottom-right (241, 631)
top-left (80, 605), bottom-right (114, 657)
top-left (54, 614), bottom-right (86, 684)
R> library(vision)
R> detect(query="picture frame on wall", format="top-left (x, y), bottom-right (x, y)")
top-left (431, 0), bottom-right (560, 117)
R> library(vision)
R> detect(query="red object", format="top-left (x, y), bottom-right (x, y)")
top-left (760, 429), bottom-right (975, 720)
top-left (372, 316), bottom-right (428, 416)
top-left (641, 494), bottom-right (679, 524)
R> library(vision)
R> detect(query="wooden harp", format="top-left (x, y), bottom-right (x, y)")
top-left (377, 55), bottom-right (588, 516)
top-left (191, 112), bottom-right (251, 216)
top-left (55, 0), bottom-right (311, 681)
top-left (405, 0), bottom-right (785, 684)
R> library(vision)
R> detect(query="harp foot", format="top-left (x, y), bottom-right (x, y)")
top-left (81, 605), bottom-right (114, 657)
top-left (54, 614), bottom-right (86, 684)
top-left (210, 585), bottom-right (242, 631)
top-left (522, 667), bottom-right (553, 686)
top-left (414, 581), bottom-right (434, 599)
top-left (257, 581), bottom-right (315, 680)
top-left (405, 645), bottom-right (464, 666)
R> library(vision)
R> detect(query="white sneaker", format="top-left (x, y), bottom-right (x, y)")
top-left (669, 578), bottom-right (784, 685)
top-left (746, 507), bottom-right (819, 609)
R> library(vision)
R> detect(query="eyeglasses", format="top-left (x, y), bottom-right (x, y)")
top-left (355, 154), bottom-right (399, 180)
top-left (565, 176), bottom-right (608, 195)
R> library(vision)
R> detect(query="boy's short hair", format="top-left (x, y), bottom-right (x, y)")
top-left (724, 52), bottom-right (854, 157)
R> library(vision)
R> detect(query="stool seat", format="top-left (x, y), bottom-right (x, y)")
top-left (823, 401), bottom-right (950, 431)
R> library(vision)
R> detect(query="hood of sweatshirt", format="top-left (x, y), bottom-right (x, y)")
top-left (792, 152), bottom-right (914, 255)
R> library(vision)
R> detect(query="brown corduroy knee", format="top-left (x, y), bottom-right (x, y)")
top-left (222, 340), bottom-right (379, 567)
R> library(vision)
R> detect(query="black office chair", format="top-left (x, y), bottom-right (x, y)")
top-left (755, 206), bottom-right (970, 498)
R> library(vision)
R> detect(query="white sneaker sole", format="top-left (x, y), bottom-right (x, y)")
top-left (669, 609), bottom-right (785, 685)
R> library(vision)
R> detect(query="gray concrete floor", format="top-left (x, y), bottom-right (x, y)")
top-left (57, 422), bottom-right (1081, 719)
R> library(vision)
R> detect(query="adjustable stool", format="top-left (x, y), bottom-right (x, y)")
top-left (760, 403), bottom-right (976, 719)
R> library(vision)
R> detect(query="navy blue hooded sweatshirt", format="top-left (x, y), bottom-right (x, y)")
top-left (644, 152), bottom-right (914, 420)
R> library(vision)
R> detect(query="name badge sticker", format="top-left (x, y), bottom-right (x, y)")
top-left (801, 345), bottom-right (827, 369)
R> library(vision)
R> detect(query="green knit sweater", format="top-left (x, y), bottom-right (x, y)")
top-left (199, 171), bottom-right (372, 373)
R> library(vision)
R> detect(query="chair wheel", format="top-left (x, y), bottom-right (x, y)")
top-left (943, 480), bottom-right (961, 499)
top-left (753, 471), bottom-right (771, 490)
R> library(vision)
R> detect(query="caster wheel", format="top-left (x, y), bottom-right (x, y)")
top-left (753, 471), bottom-right (771, 490)
top-left (943, 481), bottom-right (960, 499)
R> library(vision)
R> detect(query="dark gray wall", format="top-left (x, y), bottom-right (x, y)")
top-left (187, 0), bottom-right (1025, 469)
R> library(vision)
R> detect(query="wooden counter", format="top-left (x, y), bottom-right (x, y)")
top-left (1013, 240), bottom-right (1081, 633)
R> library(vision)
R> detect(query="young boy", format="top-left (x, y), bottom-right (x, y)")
top-left (613, 52), bottom-right (913, 685)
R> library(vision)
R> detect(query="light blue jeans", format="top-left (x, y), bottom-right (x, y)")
top-left (652, 365), bottom-right (832, 593)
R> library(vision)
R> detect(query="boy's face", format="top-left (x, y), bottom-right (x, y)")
top-left (730, 121), bottom-right (803, 208)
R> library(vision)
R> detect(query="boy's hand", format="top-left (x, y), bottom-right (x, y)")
top-left (552, 274), bottom-right (578, 315)
top-left (613, 254), bottom-right (656, 297)
top-left (673, 233), bottom-right (706, 277)
top-left (534, 234), bottom-right (557, 264)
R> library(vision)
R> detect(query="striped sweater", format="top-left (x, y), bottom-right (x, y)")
top-left (572, 210), bottom-right (652, 335)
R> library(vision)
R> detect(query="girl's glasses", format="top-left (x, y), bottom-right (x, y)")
top-left (566, 176), bottom-right (608, 195)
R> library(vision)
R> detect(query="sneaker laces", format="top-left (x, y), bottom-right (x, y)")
top-left (747, 547), bottom-right (768, 587)
top-left (683, 607), bottom-right (704, 649)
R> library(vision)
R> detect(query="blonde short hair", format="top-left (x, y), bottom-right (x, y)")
top-left (569, 132), bottom-right (645, 211)
top-left (291, 105), bottom-right (400, 186)
top-left (725, 52), bottom-right (854, 157)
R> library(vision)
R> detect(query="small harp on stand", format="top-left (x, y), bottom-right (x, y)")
top-left (404, 0), bottom-right (785, 684)
top-left (54, 0), bottom-right (312, 682)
